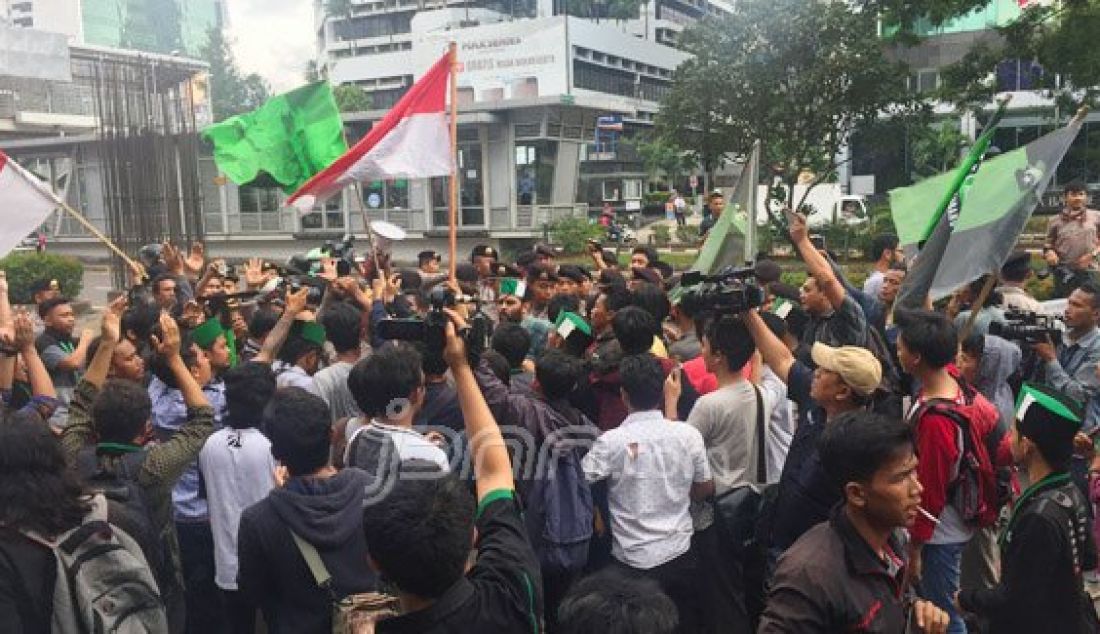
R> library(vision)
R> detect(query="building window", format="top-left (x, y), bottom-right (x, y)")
top-left (430, 144), bottom-right (484, 227)
top-left (332, 13), bottom-right (412, 40)
top-left (238, 185), bottom-right (284, 231)
top-left (995, 59), bottom-right (1044, 92)
top-left (574, 60), bottom-right (637, 99)
top-left (301, 196), bottom-right (346, 231)
top-left (909, 69), bottom-right (939, 94)
top-left (516, 142), bottom-right (557, 205)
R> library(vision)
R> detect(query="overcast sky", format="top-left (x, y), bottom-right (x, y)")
top-left (226, 0), bottom-right (316, 94)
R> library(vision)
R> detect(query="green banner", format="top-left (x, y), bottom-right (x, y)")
top-left (202, 82), bottom-right (348, 194)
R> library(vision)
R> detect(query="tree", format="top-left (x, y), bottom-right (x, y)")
top-left (657, 0), bottom-right (923, 213)
top-left (909, 121), bottom-right (970, 180)
top-left (333, 84), bottom-right (372, 112)
top-left (939, 0), bottom-right (1100, 110)
top-left (636, 135), bottom-right (691, 185)
top-left (200, 28), bottom-right (271, 121)
top-left (565, 0), bottom-right (644, 21)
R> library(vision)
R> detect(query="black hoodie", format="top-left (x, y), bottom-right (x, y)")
top-left (237, 468), bottom-right (377, 634)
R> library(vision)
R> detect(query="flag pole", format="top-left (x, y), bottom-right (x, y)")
top-left (447, 41), bottom-right (459, 283)
top-left (58, 200), bottom-right (140, 270)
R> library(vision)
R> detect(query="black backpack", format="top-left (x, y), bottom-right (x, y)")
top-left (76, 450), bottom-right (168, 589)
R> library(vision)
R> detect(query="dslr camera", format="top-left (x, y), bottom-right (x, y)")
top-left (375, 288), bottom-right (492, 369)
top-left (679, 265), bottom-right (766, 316)
top-left (988, 310), bottom-right (1064, 344)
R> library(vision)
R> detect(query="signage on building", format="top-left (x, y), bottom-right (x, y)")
top-left (415, 17), bottom-right (568, 104)
top-left (596, 115), bottom-right (623, 131)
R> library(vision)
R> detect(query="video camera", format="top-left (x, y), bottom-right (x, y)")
top-left (375, 287), bottom-right (491, 369)
top-left (679, 265), bottom-right (766, 316)
top-left (322, 233), bottom-right (359, 277)
top-left (988, 310), bottom-right (1064, 344)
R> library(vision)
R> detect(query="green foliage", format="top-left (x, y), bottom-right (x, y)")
top-left (333, 84), bottom-right (373, 113)
top-left (675, 224), bottom-right (700, 244)
top-left (548, 217), bottom-right (605, 254)
top-left (910, 121), bottom-right (970, 180)
top-left (637, 136), bottom-right (692, 182)
top-left (939, 0), bottom-right (1100, 109)
top-left (201, 28), bottom-right (272, 121)
top-left (0, 253), bottom-right (83, 305)
top-left (657, 0), bottom-right (924, 211)
top-left (652, 224), bottom-right (672, 247)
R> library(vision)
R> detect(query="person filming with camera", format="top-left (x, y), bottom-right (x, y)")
top-left (1030, 281), bottom-right (1100, 431)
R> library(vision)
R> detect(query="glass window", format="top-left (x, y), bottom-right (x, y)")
top-left (362, 179), bottom-right (410, 210)
top-left (301, 196), bottom-right (345, 231)
top-left (622, 179), bottom-right (643, 199)
top-left (238, 184), bottom-right (284, 232)
top-left (515, 141), bottom-right (557, 205)
top-left (459, 145), bottom-right (484, 226)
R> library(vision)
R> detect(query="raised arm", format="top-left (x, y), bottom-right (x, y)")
top-left (15, 311), bottom-right (54, 400)
top-left (743, 309), bottom-right (794, 384)
top-left (789, 212), bottom-right (845, 310)
top-left (52, 328), bottom-right (94, 371)
top-left (443, 308), bottom-right (514, 499)
top-left (83, 296), bottom-right (127, 389)
top-left (139, 313), bottom-right (215, 488)
top-left (253, 287), bottom-right (309, 364)
top-left (0, 273), bottom-right (14, 391)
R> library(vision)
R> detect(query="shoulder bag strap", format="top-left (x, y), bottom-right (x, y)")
top-left (290, 530), bottom-right (335, 594)
top-left (753, 384), bottom-right (767, 484)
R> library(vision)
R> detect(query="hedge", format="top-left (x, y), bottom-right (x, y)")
top-left (0, 253), bottom-right (84, 304)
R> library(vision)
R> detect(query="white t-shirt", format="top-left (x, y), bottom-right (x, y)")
top-left (199, 427), bottom-right (277, 590)
top-left (312, 361), bottom-right (360, 423)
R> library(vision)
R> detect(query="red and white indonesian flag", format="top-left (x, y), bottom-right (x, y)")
top-left (288, 50), bottom-right (454, 211)
top-left (0, 150), bottom-right (60, 257)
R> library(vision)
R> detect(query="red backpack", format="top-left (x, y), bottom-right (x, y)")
top-left (909, 382), bottom-right (1005, 529)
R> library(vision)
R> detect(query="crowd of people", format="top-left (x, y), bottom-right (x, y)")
top-left (1, 183), bottom-right (1100, 634)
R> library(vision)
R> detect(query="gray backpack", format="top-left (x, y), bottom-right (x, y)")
top-left (22, 494), bottom-right (167, 633)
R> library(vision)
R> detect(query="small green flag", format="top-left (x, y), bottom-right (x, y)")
top-left (202, 82), bottom-right (348, 194)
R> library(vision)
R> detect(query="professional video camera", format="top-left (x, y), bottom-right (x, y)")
top-left (376, 287), bottom-right (492, 368)
top-left (988, 310), bottom-right (1064, 344)
top-left (679, 265), bottom-right (766, 316)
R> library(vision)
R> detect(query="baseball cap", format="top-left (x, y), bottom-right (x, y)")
top-left (810, 342), bottom-right (882, 396)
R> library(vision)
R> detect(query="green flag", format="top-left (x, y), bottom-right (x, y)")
top-left (691, 141), bottom-right (760, 274)
top-left (892, 106), bottom-right (1083, 302)
top-left (202, 82), bottom-right (348, 194)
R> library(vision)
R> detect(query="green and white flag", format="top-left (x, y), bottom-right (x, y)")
top-left (202, 82), bottom-right (348, 194)
top-left (891, 109), bottom-right (1083, 302)
top-left (691, 140), bottom-right (760, 274)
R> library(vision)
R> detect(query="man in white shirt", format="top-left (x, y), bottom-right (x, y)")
top-left (346, 343), bottom-right (450, 506)
top-left (583, 353), bottom-right (713, 634)
top-left (863, 234), bottom-right (903, 299)
top-left (198, 362), bottom-right (278, 633)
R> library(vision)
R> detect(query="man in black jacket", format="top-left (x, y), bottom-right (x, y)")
top-left (237, 388), bottom-right (377, 633)
top-left (958, 383), bottom-right (1100, 633)
top-left (759, 411), bottom-right (948, 633)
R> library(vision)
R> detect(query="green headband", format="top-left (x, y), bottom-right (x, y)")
top-left (554, 311), bottom-right (593, 343)
top-left (499, 277), bottom-right (527, 298)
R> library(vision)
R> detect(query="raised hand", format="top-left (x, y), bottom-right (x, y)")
top-left (101, 295), bottom-right (127, 344)
top-left (150, 312), bottom-right (181, 357)
top-left (184, 241), bottom-right (206, 275)
top-left (243, 257), bottom-right (265, 288)
top-left (12, 310), bottom-right (34, 351)
top-left (285, 286), bottom-right (310, 317)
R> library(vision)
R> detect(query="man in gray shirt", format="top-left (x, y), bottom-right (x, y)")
top-left (35, 297), bottom-right (93, 428)
top-left (665, 316), bottom-right (774, 633)
top-left (315, 303), bottom-right (365, 423)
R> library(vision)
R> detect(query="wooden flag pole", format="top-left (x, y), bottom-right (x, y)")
top-left (447, 41), bottom-right (459, 283)
top-left (58, 200), bottom-right (140, 271)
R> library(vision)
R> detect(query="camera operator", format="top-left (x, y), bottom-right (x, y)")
top-left (1044, 180), bottom-right (1100, 298)
top-left (788, 212), bottom-right (871, 366)
top-left (1031, 282), bottom-right (1100, 430)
